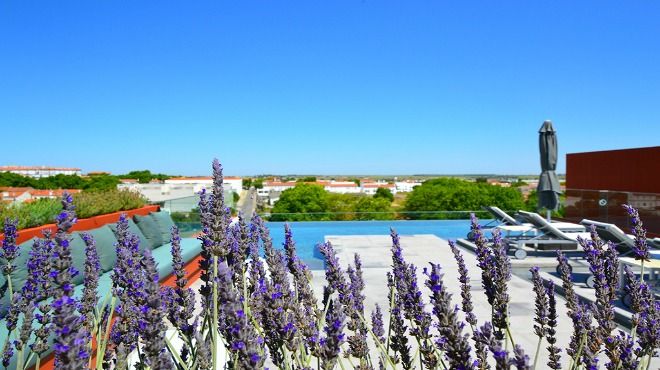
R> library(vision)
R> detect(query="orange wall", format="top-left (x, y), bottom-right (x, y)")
top-left (1, 205), bottom-right (160, 244)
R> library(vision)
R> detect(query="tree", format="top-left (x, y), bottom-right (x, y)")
top-left (353, 196), bottom-right (394, 220)
top-left (373, 187), bottom-right (394, 202)
top-left (253, 179), bottom-right (264, 189)
top-left (243, 178), bottom-right (252, 189)
top-left (404, 178), bottom-right (525, 219)
top-left (270, 184), bottom-right (329, 221)
top-left (233, 191), bottom-right (240, 204)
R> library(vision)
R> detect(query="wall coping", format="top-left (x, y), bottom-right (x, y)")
top-left (1, 205), bottom-right (160, 244)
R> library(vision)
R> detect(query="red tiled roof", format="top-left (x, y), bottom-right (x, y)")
top-left (325, 183), bottom-right (358, 187)
top-left (363, 183), bottom-right (395, 188)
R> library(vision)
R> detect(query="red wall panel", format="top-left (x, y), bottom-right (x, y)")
top-left (566, 146), bottom-right (660, 193)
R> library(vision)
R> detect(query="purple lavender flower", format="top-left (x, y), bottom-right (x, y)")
top-left (280, 223), bottom-right (319, 352)
top-left (449, 240), bottom-right (477, 328)
top-left (108, 215), bottom-right (145, 354)
top-left (207, 159), bottom-right (231, 258)
top-left (318, 298), bottom-right (346, 370)
top-left (80, 232), bottom-right (100, 333)
top-left (258, 223), bottom-right (298, 365)
top-left (346, 254), bottom-right (370, 363)
top-left (318, 241), bottom-right (349, 308)
top-left (489, 229), bottom-right (512, 340)
top-left (424, 262), bottom-right (471, 369)
top-left (1, 218), bottom-right (19, 280)
top-left (470, 214), bottom-right (497, 307)
top-left (579, 232), bottom-right (617, 359)
top-left (163, 226), bottom-right (196, 362)
top-left (196, 187), bottom-right (215, 305)
top-left (545, 281), bottom-right (561, 369)
top-left (512, 345), bottom-right (531, 370)
top-left (389, 229), bottom-right (435, 366)
top-left (51, 192), bottom-right (90, 369)
top-left (387, 272), bottom-right (412, 370)
top-left (530, 266), bottom-right (548, 339)
top-left (474, 321), bottom-right (496, 370)
top-left (139, 249), bottom-right (174, 369)
top-left (623, 266), bottom-right (660, 361)
top-left (216, 261), bottom-right (265, 369)
top-left (371, 304), bottom-right (385, 344)
top-left (622, 204), bottom-right (649, 261)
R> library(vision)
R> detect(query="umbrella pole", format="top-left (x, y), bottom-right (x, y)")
top-left (546, 209), bottom-right (551, 221)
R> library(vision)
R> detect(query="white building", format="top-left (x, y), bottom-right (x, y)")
top-left (361, 182), bottom-right (397, 195)
top-left (324, 181), bottom-right (361, 194)
top-left (164, 176), bottom-right (243, 194)
top-left (262, 181), bottom-right (297, 193)
top-left (395, 180), bottom-right (422, 193)
top-left (0, 166), bottom-right (81, 178)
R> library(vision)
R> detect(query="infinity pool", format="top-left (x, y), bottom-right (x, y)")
top-left (264, 220), bottom-right (485, 269)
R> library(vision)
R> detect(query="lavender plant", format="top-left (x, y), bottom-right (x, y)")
top-left (1, 161), bottom-right (658, 370)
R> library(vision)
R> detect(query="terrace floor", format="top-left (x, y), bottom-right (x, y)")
top-left (316, 234), bottom-right (659, 369)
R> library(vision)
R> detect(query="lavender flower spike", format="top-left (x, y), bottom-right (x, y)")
top-left (424, 262), bottom-right (472, 370)
top-left (80, 232), bottom-right (100, 333)
top-left (140, 249), bottom-right (174, 369)
top-left (1, 218), bottom-right (19, 277)
top-left (545, 281), bottom-right (561, 369)
top-left (52, 192), bottom-right (90, 369)
top-left (622, 204), bottom-right (649, 261)
top-left (318, 298), bottom-right (346, 370)
top-left (449, 240), bottom-right (477, 328)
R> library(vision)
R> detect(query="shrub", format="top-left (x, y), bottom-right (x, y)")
top-left (0, 189), bottom-right (147, 229)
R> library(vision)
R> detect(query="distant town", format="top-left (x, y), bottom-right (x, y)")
top-left (0, 165), bottom-right (564, 218)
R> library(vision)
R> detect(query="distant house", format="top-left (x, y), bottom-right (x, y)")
top-left (164, 176), bottom-right (243, 194)
top-left (395, 180), bottom-right (422, 193)
top-left (361, 182), bottom-right (397, 195)
top-left (0, 187), bottom-right (80, 204)
top-left (0, 166), bottom-right (81, 178)
top-left (262, 181), bottom-right (297, 193)
top-left (324, 182), bottom-right (361, 194)
top-left (0, 187), bottom-right (33, 203)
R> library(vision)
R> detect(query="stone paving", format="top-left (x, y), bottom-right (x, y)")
top-left (314, 234), bottom-right (659, 369)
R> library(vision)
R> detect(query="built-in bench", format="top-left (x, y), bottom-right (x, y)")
top-left (0, 206), bottom-right (203, 370)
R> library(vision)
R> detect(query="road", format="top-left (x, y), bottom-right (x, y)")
top-left (236, 187), bottom-right (257, 220)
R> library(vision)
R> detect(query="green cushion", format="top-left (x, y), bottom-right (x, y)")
top-left (0, 272), bottom-right (115, 370)
top-left (108, 219), bottom-right (150, 252)
top-left (69, 233), bottom-right (88, 285)
top-left (0, 238), bottom-right (36, 317)
top-left (86, 225), bottom-right (119, 273)
top-left (150, 238), bottom-right (202, 281)
top-left (150, 211), bottom-right (177, 243)
top-left (133, 214), bottom-right (164, 250)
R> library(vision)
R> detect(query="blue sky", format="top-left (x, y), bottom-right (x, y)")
top-left (1, 1), bottom-right (658, 176)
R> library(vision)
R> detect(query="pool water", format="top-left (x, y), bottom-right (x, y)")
top-left (264, 219), bottom-right (486, 269)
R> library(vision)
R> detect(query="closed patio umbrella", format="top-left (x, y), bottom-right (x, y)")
top-left (537, 120), bottom-right (561, 220)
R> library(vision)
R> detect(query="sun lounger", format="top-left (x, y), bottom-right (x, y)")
top-left (484, 206), bottom-right (521, 226)
top-left (504, 211), bottom-right (591, 253)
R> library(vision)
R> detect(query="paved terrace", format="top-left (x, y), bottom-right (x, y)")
top-left (313, 234), bottom-right (659, 369)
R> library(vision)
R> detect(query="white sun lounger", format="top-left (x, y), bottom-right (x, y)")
top-left (503, 211), bottom-right (591, 253)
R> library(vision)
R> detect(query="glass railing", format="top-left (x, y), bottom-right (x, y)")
top-left (564, 188), bottom-right (660, 235)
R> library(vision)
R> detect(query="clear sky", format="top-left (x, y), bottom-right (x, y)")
top-left (1, 1), bottom-right (658, 176)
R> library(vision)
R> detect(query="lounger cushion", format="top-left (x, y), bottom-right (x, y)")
top-left (133, 214), bottom-right (164, 250)
top-left (69, 233), bottom-right (89, 285)
top-left (150, 211), bottom-right (177, 243)
top-left (108, 219), bottom-right (150, 252)
top-left (86, 225), bottom-right (119, 273)
top-left (150, 238), bottom-right (202, 280)
top-left (0, 238), bottom-right (38, 318)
